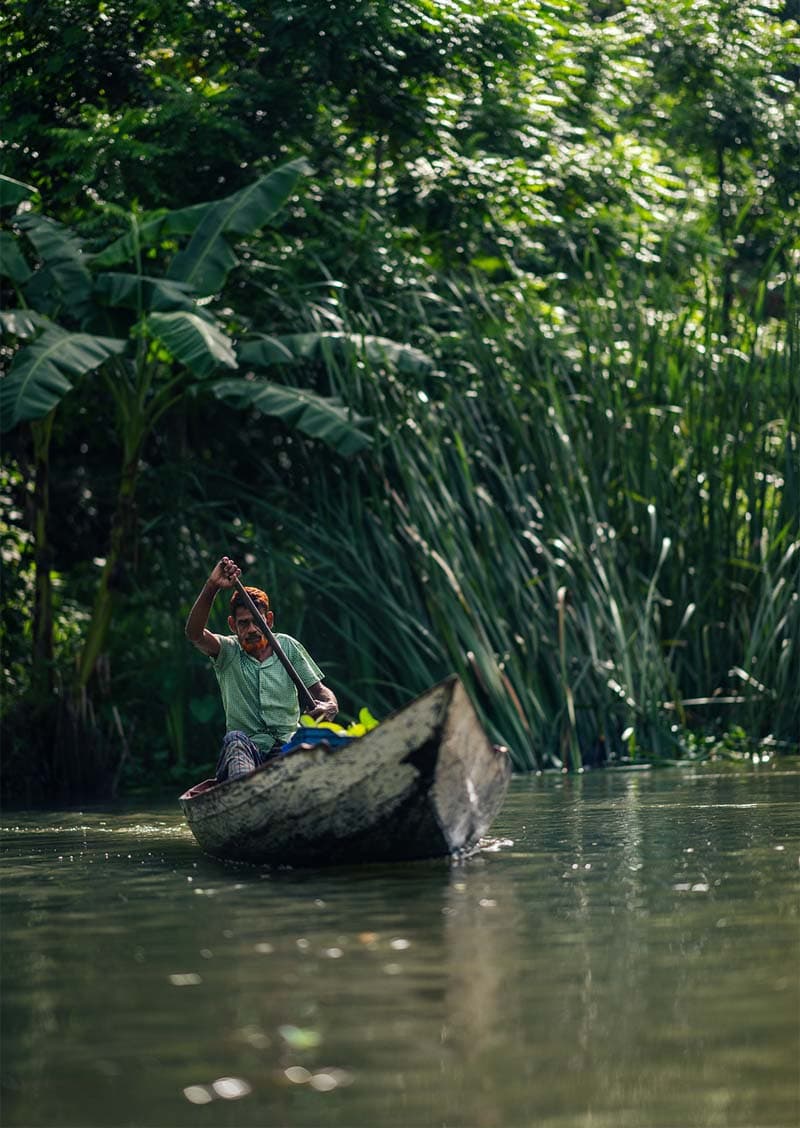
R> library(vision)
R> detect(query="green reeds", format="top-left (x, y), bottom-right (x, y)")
top-left (235, 256), bottom-right (797, 768)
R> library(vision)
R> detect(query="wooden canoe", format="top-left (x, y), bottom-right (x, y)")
top-left (179, 675), bottom-right (511, 866)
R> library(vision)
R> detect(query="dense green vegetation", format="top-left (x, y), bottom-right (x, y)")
top-left (1, 0), bottom-right (798, 800)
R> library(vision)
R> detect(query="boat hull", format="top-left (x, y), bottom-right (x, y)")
top-left (179, 676), bottom-right (511, 865)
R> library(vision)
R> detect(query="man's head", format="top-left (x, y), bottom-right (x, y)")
top-left (229, 586), bottom-right (270, 617)
top-left (228, 586), bottom-right (274, 654)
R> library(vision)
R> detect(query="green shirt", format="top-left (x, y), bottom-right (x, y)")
top-left (210, 633), bottom-right (324, 751)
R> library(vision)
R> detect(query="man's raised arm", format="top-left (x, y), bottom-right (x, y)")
top-left (185, 557), bottom-right (241, 656)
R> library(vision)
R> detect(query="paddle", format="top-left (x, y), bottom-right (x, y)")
top-left (231, 577), bottom-right (316, 713)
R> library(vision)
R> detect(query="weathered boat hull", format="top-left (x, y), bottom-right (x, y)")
top-left (179, 675), bottom-right (511, 865)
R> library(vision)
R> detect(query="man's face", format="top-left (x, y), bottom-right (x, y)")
top-left (230, 605), bottom-right (273, 653)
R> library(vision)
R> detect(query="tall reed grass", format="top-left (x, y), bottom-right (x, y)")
top-left (239, 259), bottom-right (798, 768)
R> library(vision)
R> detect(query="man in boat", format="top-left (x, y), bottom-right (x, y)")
top-left (185, 556), bottom-right (338, 781)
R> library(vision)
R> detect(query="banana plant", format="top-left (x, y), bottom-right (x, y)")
top-left (0, 163), bottom-right (426, 694)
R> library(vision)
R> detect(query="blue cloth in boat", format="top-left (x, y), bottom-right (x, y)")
top-left (279, 727), bottom-right (354, 755)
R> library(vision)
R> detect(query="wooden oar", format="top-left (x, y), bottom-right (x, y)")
top-left (232, 577), bottom-right (316, 712)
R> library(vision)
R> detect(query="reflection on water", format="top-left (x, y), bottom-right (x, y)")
top-left (1, 765), bottom-right (798, 1128)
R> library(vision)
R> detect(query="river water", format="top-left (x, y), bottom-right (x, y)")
top-left (2, 765), bottom-right (798, 1128)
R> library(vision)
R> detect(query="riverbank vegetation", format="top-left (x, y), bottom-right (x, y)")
top-left (2, 0), bottom-right (798, 800)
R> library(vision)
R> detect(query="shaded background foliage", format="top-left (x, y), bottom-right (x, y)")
top-left (1, 0), bottom-right (798, 801)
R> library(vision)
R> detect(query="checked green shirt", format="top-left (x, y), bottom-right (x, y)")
top-left (210, 633), bottom-right (324, 751)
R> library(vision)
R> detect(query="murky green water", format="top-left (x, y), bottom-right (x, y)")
top-left (2, 765), bottom-right (798, 1128)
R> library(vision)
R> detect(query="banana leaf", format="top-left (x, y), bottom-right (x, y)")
top-left (239, 331), bottom-right (434, 375)
top-left (0, 327), bottom-right (127, 431)
top-left (147, 311), bottom-right (238, 378)
top-left (16, 214), bottom-right (92, 318)
top-left (94, 273), bottom-right (198, 313)
top-left (88, 202), bottom-right (212, 269)
top-left (209, 377), bottom-right (372, 455)
top-left (167, 158), bottom-right (311, 296)
top-left (0, 233), bottom-right (32, 284)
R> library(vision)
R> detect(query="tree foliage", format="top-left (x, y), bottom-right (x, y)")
top-left (1, 0), bottom-right (797, 798)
